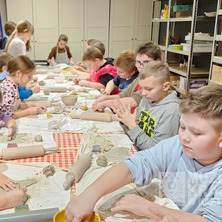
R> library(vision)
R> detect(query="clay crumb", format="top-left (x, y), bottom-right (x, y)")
top-left (42, 165), bottom-right (56, 177)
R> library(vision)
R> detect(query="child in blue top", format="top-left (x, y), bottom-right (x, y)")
top-left (65, 84), bottom-right (222, 222)
top-left (101, 49), bottom-right (139, 95)
top-left (0, 53), bottom-right (13, 81)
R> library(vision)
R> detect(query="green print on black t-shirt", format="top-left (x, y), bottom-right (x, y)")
top-left (138, 110), bottom-right (156, 138)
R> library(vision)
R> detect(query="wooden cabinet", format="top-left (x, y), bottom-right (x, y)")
top-left (109, 0), bottom-right (152, 58)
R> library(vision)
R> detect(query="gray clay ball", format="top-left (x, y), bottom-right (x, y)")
top-left (34, 135), bottom-right (43, 142)
top-left (39, 80), bottom-right (46, 86)
top-left (44, 89), bottom-right (50, 95)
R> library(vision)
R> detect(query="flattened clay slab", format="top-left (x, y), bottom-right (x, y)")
top-left (0, 133), bottom-right (34, 143)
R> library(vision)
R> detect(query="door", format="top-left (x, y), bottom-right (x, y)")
top-left (84, 0), bottom-right (110, 57)
top-left (59, 0), bottom-right (84, 63)
top-left (109, 0), bottom-right (136, 58)
top-left (33, 0), bottom-right (59, 60)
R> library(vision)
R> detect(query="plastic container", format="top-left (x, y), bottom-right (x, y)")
top-left (53, 209), bottom-right (101, 222)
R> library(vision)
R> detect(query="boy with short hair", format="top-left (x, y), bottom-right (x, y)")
top-left (65, 84), bottom-right (222, 222)
top-left (92, 41), bottom-right (161, 112)
top-left (115, 61), bottom-right (180, 150)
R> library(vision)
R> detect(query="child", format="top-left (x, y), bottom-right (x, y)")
top-left (0, 53), bottom-right (13, 81)
top-left (73, 47), bottom-right (117, 92)
top-left (0, 172), bottom-right (27, 210)
top-left (0, 55), bottom-right (46, 119)
top-left (0, 21), bottom-right (16, 50)
top-left (92, 42), bottom-right (161, 112)
top-left (47, 34), bottom-right (74, 66)
top-left (4, 20), bottom-right (34, 57)
top-left (114, 61), bottom-right (180, 150)
top-left (101, 49), bottom-right (138, 95)
top-left (65, 84), bottom-right (222, 222)
top-left (0, 90), bottom-right (16, 140)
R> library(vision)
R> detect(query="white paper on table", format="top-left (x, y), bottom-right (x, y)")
top-left (0, 129), bottom-right (57, 150)
top-left (0, 163), bottom-right (70, 214)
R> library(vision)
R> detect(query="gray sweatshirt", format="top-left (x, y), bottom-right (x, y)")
top-left (126, 91), bottom-right (180, 150)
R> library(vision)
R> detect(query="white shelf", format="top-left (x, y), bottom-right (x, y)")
top-left (213, 56), bottom-right (222, 65)
top-left (152, 18), bottom-right (168, 22)
top-left (167, 49), bottom-right (189, 55)
top-left (169, 17), bottom-right (193, 22)
top-left (219, 9), bottom-right (222, 15)
top-left (216, 35), bottom-right (222, 41)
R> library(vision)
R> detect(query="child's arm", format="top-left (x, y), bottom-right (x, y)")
top-left (71, 67), bottom-right (90, 76)
top-left (5, 117), bottom-right (16, 140)
top-left (47, 47), bottom-right (57, 66)
top-left (13, 103), bottom-right (46, 119)
top-left (65, 163), bottom-right (132, 222)
top-left (78, 80), bottom-right (105, 91)
top-left (69, 57), bottom-right (74, 66)
top-left (0, 173), bottom-right (17, 191)
top-left (101, 79), bottom-right (116, 95)
top-left (0, 188), bottom-right (27, 211)
top-left (111, 194), bottom-right (207, 222)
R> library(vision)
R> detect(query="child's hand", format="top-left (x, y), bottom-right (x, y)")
top-left (5, 188), bottom-right (28, 209)
top-left (31, 85), bottom-right (40, 93)
top-left (0, 173), bottom-right (17, 191)
top-left (0, 120), bottom-right (5, 127)
top-left (111, 194), bottom-right (155, 219)
top-left (7, 125), bottom-right (16, 141)
top-left (28, 106), bottom-right (45, 115)
top-left (73, 78), bottom-right (80, 85)
top-left (113, 101), bottom-right (137, 129)
top-left (92, 101), bottom-right (105, 112)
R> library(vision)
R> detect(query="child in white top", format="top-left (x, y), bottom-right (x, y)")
top-left (4, 20), bottom-right (34, 57)
top-left (0, 55), bottom-right (46, 119)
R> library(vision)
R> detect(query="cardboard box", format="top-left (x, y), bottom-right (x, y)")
top-left (179, 76), bottom-right (208, 90)
top-left (211, 64), bottom-right (222, 83)
top-left (170, 74), bottom-right (180, 86)
top-left (176, 11), bottom-right (192, 18)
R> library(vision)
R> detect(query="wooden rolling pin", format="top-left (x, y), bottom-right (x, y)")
top-left (0, 145), bottom-right (58, 160)
top-left (70, 111), bottom-right (112, 122)
top-left (63, 152), bottom-right (92, 190)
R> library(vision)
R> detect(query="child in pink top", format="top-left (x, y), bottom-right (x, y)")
top-left (73, 47), bottom-right (118, 93)
top-left (0, 55), bottom-right (46, 119)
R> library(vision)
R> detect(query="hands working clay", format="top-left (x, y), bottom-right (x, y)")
top-left (0, 172), bottom-right (27, 210)
top-left (112, 100), bottom-right (137, 130)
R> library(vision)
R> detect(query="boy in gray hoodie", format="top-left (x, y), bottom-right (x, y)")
top-left (114, 61), bottom-right (180, 150)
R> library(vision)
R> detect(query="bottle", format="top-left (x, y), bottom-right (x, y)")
top-left (164, 5), bottom-right (169, 19)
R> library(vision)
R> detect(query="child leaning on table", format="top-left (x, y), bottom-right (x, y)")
top-left (0, 55), bottom-right (46, 119)
top-left (73, 46), bottom-right (117, 92)
top-left (65, 84), bottom-right (222, 222)
top-left (101, 49), bottom-right (139, 95)
top-left (114, 61), bottom-right (180, 150)
top-left (47, 34), bottom-right (74, 66)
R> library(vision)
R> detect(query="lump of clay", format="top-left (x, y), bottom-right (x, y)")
top-left (51, 107), bottom-right (64, 114)
top-left (78, 88), bottom-right (88, 93)
top-left (43, 165), bottom-right (55, 177)
top-left (43, 89), bottom-right (50, 95)
top-left (96, 155), bottom-right (108, 167)
top-left (39, 80), bottom-right (46, 86)
top-left (34, 135), bottom-right (43, 142)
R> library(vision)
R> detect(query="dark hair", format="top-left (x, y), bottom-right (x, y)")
top-left (136, 42), bottom-right (161, 61)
